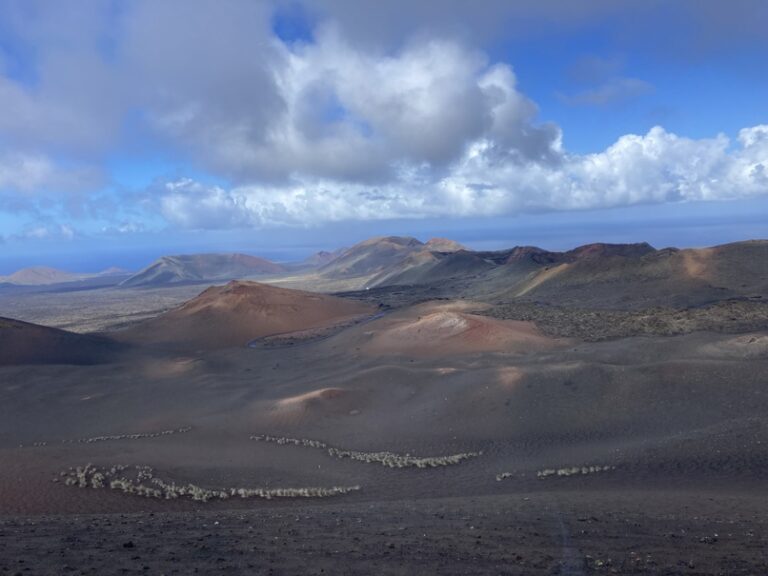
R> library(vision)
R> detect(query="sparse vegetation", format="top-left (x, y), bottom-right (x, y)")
top-left (59, 463), bottom-right (360, 502)
top-left (495, 465), bottom-right (615, 481)
top-left (480, 299), bottom-right (768, 341)
top-left (250, 434), bottom-right (481, 468)
top-left (20, 426), bottom-right (191, 448)
top-left (0, 284), bottom-right (205, 333)
top-left (536, 465), bottom-right (615, 479)
top-left (67, 426), bottom-right (192, 444)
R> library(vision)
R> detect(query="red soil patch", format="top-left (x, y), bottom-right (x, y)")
top-left (361, 302), bottom-right (565, 357)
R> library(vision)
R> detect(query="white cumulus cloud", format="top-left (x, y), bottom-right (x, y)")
top-left (0, 150), bottom-right (104, 195)
top-left (157, 124), bottom-right (768, 228)
top-left (0, 0), bottom-right (766, 235)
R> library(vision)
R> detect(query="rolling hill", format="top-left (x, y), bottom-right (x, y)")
top-left (116, 280), bottom-right (376, 349)
top-left (121, 253), bottom-right (286, 287)
top-left (0, 267), bottom-right (84, 286)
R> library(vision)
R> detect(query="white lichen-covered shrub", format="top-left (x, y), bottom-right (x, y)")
top-left (249, 434), bottom-right (481, 468)
top-left (537, 465), bottom-right (615, 479)
top-left (57, 463), bottom-right (360, 502)
top-left (23, 427), bottom-right (192, 448)
top-left (68, 426), bottom-right (193, 444)
top-left (496, 464), bottom-right (616, 482)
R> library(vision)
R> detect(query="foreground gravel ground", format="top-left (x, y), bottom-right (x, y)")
top-left (2, 489), bottom-right (766, 575)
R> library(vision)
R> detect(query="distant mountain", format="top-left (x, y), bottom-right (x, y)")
top-left (121, 253), bottom-right (287, 287)
top-left (0, 265), bottom-right (132, 287)
top-left (317, 236), bottom-right (466, 286)
top-left (97, 266), bottom-right (131, 277)
top-left (1, 266), bottom-right (83, 286)
top-left (564, 242), bottom-right (656, 260)
top-left (302, 248), bottom-right (347, 268)
top-left (359, 239), bottom-right (768, 310)
top-left (116, 280), bottom-right (375, 349)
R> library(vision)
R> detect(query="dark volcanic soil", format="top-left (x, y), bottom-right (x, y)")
top-left (2, 491), bottom-right (766, 575)
top-left (3, 260), bottom-right (768, 575)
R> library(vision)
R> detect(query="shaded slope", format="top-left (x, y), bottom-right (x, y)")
top-left (117, 280), bottom-right (376, 349)
top-left (0, 317), bottom-right (119, 365)
top-left (374, 250), bottom-right (493, 287)
top-left (361, 242), bottom-right (655, 292)
top-left (121, 254), bottom-right (286, 287)
top-left (359, 239), bottom-right (767, 310)
top-left (506, 240), bottom-right (768, 308)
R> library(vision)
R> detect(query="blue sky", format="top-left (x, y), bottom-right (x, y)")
top-left (0, 0), bottom-right (766, 273)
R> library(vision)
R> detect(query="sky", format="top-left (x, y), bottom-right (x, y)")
top-left (0, 0), bottom-right (766, 273)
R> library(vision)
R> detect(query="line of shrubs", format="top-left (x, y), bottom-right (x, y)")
top-left (57, 462), bottom-right (359, 502)
top-left (537, 465), bottom-right (615, 478)
top-left (250, 434), bottom-right (481, 468)
top-left (496, 464), bottom-right (615, 482)
top-left (21, 426), bottom-right (192, 448)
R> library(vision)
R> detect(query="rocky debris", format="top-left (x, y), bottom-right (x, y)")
top-left (481, 300), bottom-right (768, 341)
